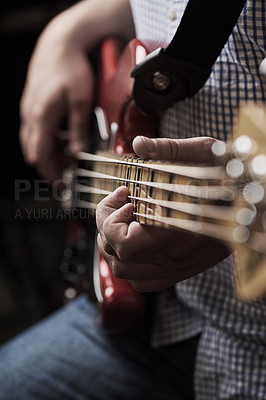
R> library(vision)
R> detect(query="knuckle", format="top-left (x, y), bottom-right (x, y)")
top-left (29, 104), bottom-right (46, 122)
top-left (168, 139), bottom-right (179, 160)
top-left (102, 218), bottom-right (112, 237)
top-left (116, 243), bottom-right (132, 263)
top-left (103, 241), bottom-right (116, 256)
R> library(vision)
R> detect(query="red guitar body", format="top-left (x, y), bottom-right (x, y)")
top-left (62, 38), bottom-right (159, 331)
top-left (93, 38), bottom-right (158, 331)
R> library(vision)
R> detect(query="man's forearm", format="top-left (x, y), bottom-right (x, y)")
top-left (44, 0), bottom-right (135, 52)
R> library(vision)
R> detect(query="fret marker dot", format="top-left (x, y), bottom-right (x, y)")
top-left (212, 141), bottom-right (227, 157)
top-left (233, 226), bottom-right (250, 243)
top-left (226, 159), bottom-right (244, 178)
top-left (236, 207), bottom-right (255, 226)
top-left (234, 135), bottom-right (254, 157)
top-left (250, 154), bottom-right (266, 178)
top-left (243, 182), bottom-right (264, 204)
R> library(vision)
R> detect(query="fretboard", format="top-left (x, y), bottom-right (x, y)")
top-left (70, 151), bottom-right (242, 244)
top-left (61, 150), bottom-right (266, 257)
top-left (60, 103), bottom-right (266, 301)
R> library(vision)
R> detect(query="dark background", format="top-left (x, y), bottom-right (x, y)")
top-left (1, 0), bottom-right (78, 344)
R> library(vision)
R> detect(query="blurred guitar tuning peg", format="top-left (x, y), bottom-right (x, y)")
top-left (212, 141), bottom-right (227, 157)
top-left (249, 154), bottom-right (266, 181)
top-left (233, 135), bottom-right (257, 160)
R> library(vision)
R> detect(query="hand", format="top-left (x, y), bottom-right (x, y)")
top-left (19, 0), bottom-right (135, 182)
top-left (20, 19), bottom-right (95, 182)
top-left (96, 136), bottom-right (230, 292)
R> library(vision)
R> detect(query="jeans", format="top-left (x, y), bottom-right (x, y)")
top-left (0, 294), bottom-right (199, 400)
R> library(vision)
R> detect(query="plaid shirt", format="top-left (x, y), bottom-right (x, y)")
top-left (130, 1), bottom-right (266, 398)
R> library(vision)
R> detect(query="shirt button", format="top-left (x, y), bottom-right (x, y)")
top-left (167, 9), bottom-right (177, 21)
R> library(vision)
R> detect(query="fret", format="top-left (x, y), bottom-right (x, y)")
top-left (120, 156), bottom-right (126, 188)
top-left (135, 159), bottom-right (142, 217)
top-left (124, 157), bottom-right (128, 188)
top-left (137, 163), bottom-right (151, 225)
top-left (126, 157), bottom-right (134, 189)
top-left (149, 168), bottom-right (154, 200)
top-left (128, 158), bottom-right (134, 197)
top-left (113, 159), bottom-right (119, 191)
top-left (152, 167), bottom-right (171, 227)
top-left (144, 165), bottom-right (152, 224)
top-left (125, 156), bottom-right (131, 188)
top-left (131, 159), bottom-right (137, 212)
top-left (167, 173), bottom-right (173, 218)
top-left (125, 158), bottom-right (128, 187)
top-left (132, 158), bottom-right (138, 211)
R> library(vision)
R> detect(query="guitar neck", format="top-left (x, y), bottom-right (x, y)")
top-left (72, 151), bottom-right (241, 246)
top-left (60, 102), bottom-right (266, 301)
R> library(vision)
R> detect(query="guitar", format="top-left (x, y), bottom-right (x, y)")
top-left (61, 38), bottom-right (158, 331)
top-left (61, 38), bottom-right (266, 331)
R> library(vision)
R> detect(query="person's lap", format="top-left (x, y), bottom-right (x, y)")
top-left (0, 294), bottom-right (198, 400)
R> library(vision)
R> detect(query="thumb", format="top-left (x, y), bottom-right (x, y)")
top-left (133, 135), bottom-right (216, 163)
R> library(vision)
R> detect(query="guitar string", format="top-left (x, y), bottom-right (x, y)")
top-left (76, 151), bottom-right (225, 180)
top-left (133, 211), bottom-right (236, 243)
top-left (71, 196), bottom-right (237, 244)
top-left (73, 179), bottom-right (237, 239)
top-left (74, 184), bottom-right (239, 222)
top-left (71, 197), bottom-right (266, 254)
top-left (75, 183), bottom-right (110, 196)
top-left (70, 196), bottom-right (239, 247)
top-left (75, 168), bottom-right (233, 201)
top-left (69, 180), bottom-right (266, 254)
top-left (127, 195), bottom-right (239, 222)
top-left (65, 155), bottom-right (265, 252)
top-left (132, 212), bottom-right (266, 255)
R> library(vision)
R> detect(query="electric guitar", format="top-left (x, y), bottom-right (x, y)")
top-left (61, 38), bottom-right (266, 331)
